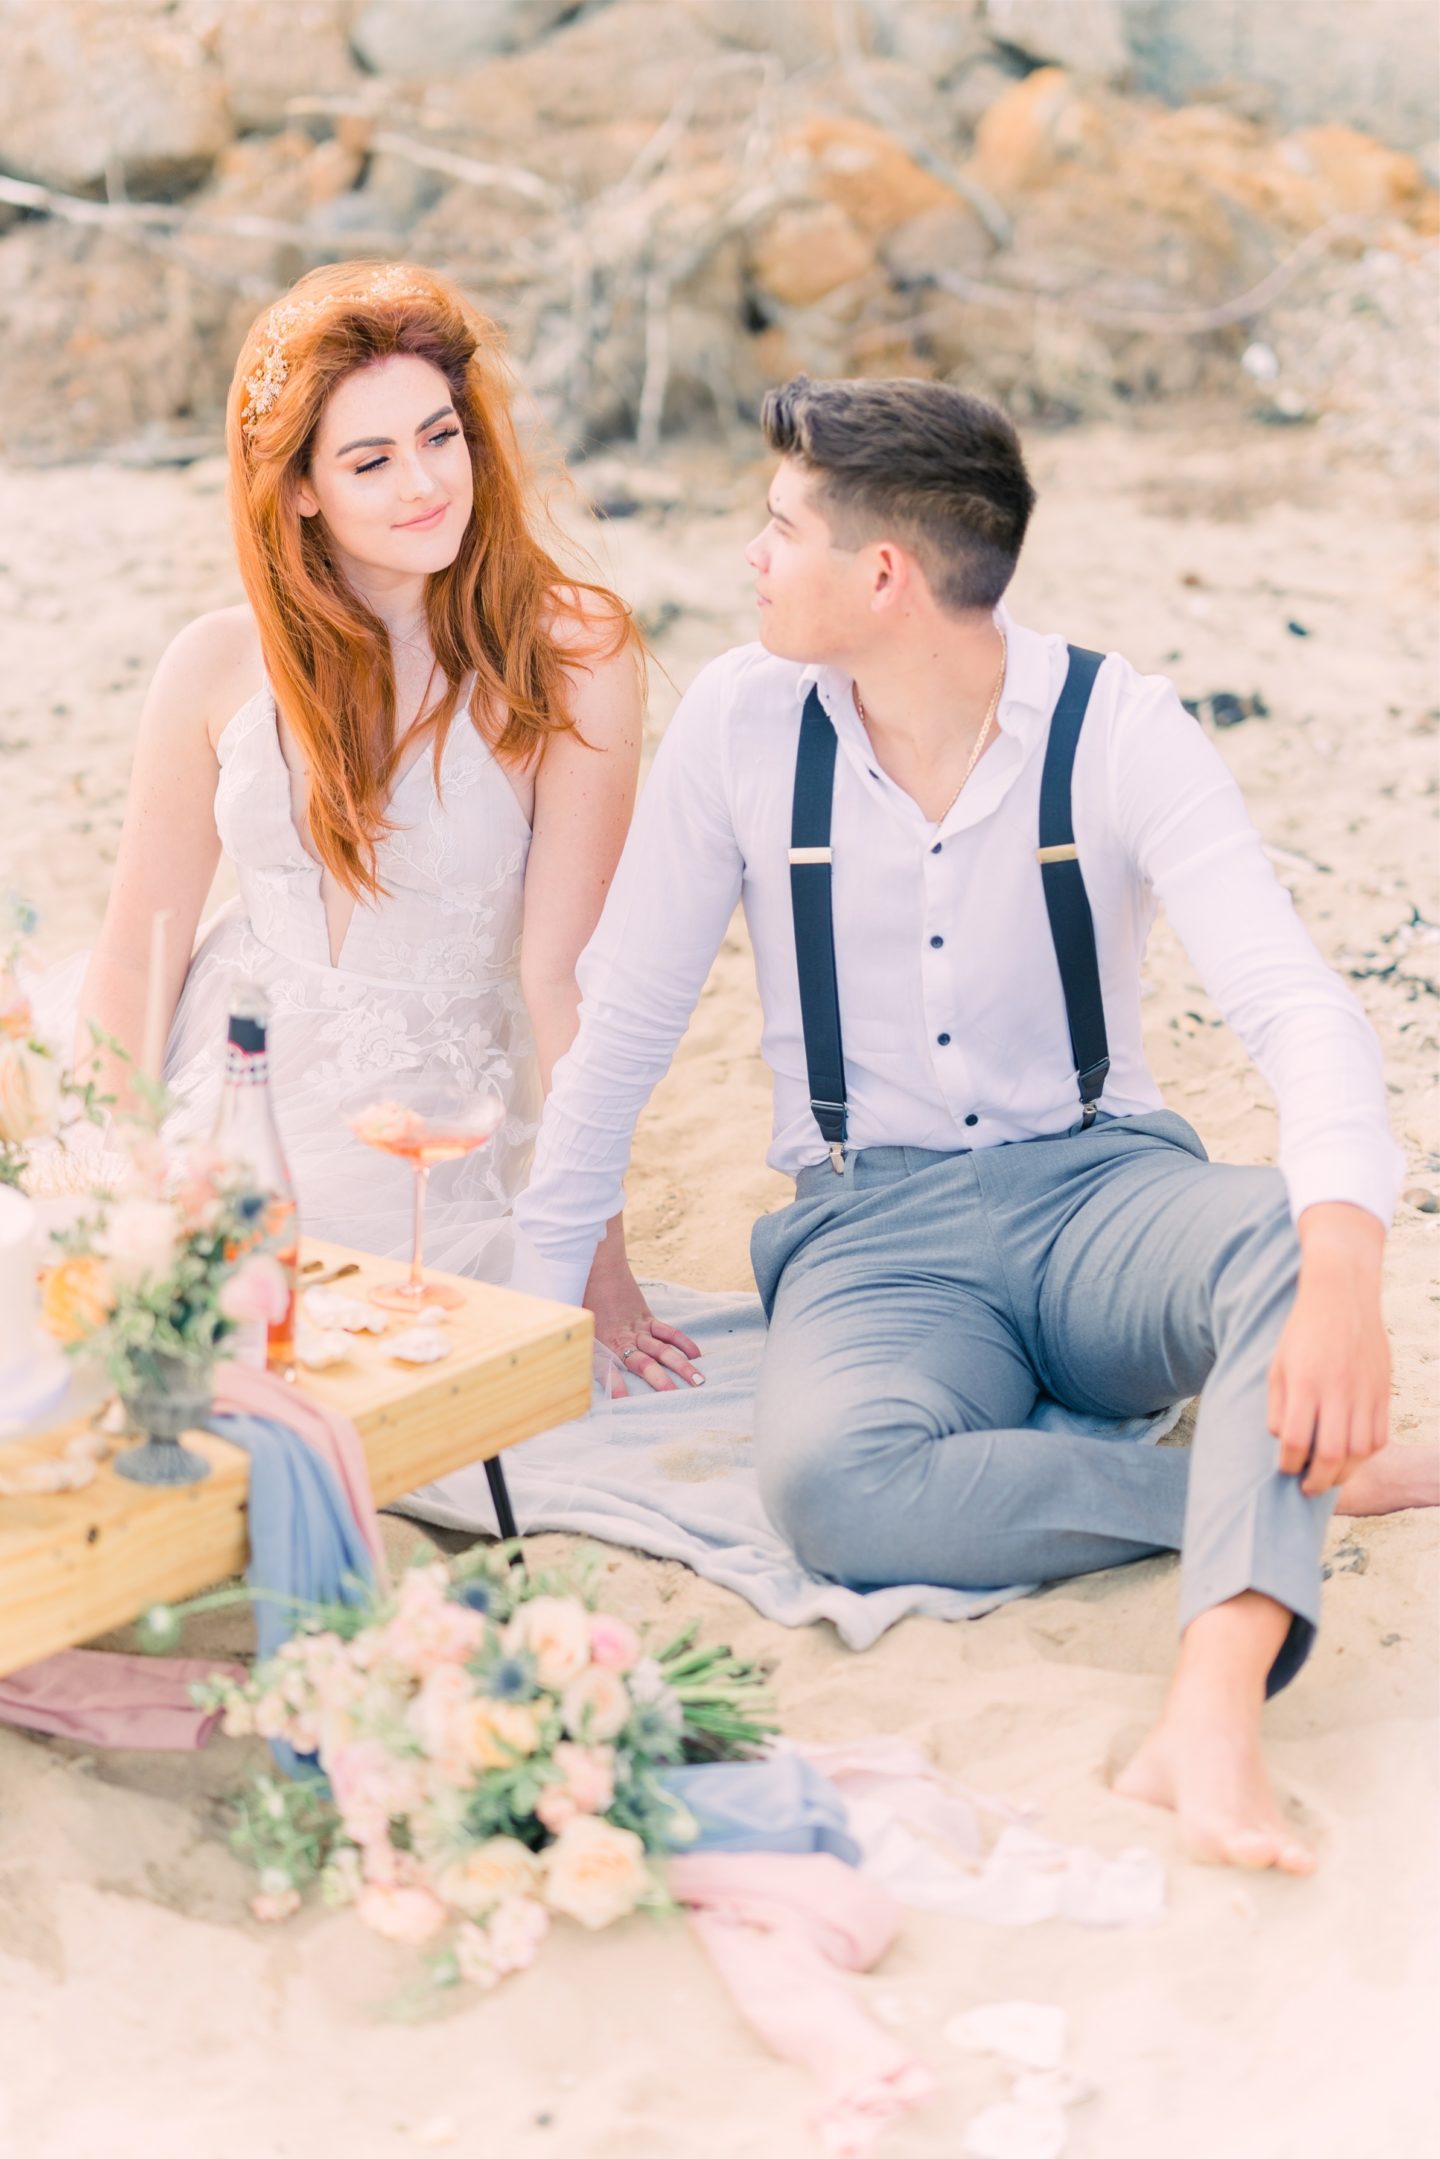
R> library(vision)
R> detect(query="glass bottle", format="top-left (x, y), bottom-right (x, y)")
top-left (210, 980), bottom-right (298, 1372)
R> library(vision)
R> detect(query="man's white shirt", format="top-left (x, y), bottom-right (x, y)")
top-left (514, 608), bottom-right (1402, 1306)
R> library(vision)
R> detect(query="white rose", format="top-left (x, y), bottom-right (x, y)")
top-left (504, 1595), bottom-right (592, 1691)
top-left (98, 1196), bottom-right (182, 1289)
top-left (559, 1664), bottom-right (631, 1743)
top-left (542, 1817), bottom-right (651, 1931)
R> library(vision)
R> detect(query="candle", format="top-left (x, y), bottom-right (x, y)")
top-left (139, 908), bottom-right (174, 1086)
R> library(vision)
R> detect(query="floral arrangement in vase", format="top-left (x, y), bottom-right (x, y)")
top-left (188, 1550), bottom-right (777, 1987)
top-left (43, 1126), bottom-right (285, 1483)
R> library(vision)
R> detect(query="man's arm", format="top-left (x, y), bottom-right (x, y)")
top-left (1113, 676), bottom-right (1401, 1490)
top-left (512, 653), bottom-right (747, 1308)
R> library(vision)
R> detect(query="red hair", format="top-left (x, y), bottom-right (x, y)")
top-left (225, 261), bottom-right (638, 900)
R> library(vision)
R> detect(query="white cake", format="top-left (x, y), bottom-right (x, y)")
top-left (0, 1185), bottom-right (67, 1428)
top-left (0, 1185), bottom-right (38, 1380)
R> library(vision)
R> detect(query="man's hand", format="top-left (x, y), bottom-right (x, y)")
top-left (1268, 1202), bottom-right (1390, 1496)
top-left (584, 1245), bottom-right (704, 1396)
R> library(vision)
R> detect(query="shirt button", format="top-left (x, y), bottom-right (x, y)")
top-left (937, 1032), bottom-right (951, 1046)
top-left (931, 842), bottom-right (942, 855)
top-left (964, 1113), bottom-right (979, 1127)
top-left (929, 934), bottom-right (944, 949)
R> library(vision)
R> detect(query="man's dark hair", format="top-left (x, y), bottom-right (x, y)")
top-left (759, 375), bottom-right (1036, 614)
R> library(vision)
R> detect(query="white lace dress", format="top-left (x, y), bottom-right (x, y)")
top-left (152, 687), bottom-right (540, 1279)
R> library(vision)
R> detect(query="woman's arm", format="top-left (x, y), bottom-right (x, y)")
top-left (520, 627), bottom-right (703, 1392)
top-left (77, 610), bottom-right (253, 1108)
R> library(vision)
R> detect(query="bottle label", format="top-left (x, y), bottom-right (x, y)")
top-left (223, 1042), bottom-right (271, 1087)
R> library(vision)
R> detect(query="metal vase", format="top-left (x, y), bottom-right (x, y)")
top-left (114, 1359), bottom-right (213, 1486)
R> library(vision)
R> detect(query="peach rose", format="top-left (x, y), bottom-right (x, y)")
top-left (463, 1698), bottom-right (541, 1770)
top-left (0, 1038), bottom-right (58, 1145)
top-left (504, 1595), bottom-right (592, 1691)
top-left (356, 1883), bottom-right (448, 1945)
top-left (559, 1663), bottom-right (631, 1743)
top-left (542, 1816), bottom-right (650, 1931)
top-left (0, 972), bottom-right (34, 1042)
top-left (40, 1252), bottom-right (114, 1344)
top-left (439, 1837), bottom-right (541, 1918)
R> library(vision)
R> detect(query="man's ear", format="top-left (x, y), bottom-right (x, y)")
top-left (869, 540), bottom-right (911, 612)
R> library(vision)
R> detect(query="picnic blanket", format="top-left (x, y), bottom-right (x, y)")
top-left (398, 1284), bottom-right (1184, 1651)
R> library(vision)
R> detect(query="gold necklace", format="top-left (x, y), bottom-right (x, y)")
top-left (856, 629), bottom-right (1007, 825)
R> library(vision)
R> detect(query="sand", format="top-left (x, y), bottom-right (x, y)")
top-left (0, 418), bottom-right (1436, 2157)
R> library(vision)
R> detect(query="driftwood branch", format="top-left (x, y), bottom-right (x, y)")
top-left (0, 172), bottom-right (403, 251)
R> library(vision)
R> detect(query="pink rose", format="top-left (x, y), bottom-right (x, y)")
top-left (356, 1883), bottom-right (448, 1945)
top-left (552, 1741), bottom-right (615, 1815)
top-left (559, 1663), bottom-right (631, 1743)
top-left (250, 1887), bottom-right (301, 1923)
top-left (535, 1784), bottom-right (578, 1835)
top-left (485, 1895), bottom-right (550, 1975)
top-left (220, 1253), bottom-right (291, 1325)
top-left (587, 1614), bottom-right (640, 1673)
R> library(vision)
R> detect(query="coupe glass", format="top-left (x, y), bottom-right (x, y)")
top-left (346, 1075), bottom-right (505, 1312)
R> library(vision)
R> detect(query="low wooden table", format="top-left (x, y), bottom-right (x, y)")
top-left (0, 1239), bottom-right (593, 1679)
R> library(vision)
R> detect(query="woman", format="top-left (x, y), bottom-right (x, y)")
top-left (72, 261), bottom-right (699, 1390)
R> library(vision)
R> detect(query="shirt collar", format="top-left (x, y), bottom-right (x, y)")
top-left (798, 603), bottom-right (1059, 747)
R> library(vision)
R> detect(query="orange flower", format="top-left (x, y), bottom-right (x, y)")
top-left (41, 1253), bottom-right (115, 1344)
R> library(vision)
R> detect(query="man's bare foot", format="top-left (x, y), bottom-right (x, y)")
top-left (1115, 1720), bottom-right (1315, 1874)
top-left (1113, 1591), bottom-right (1315, 1875)
top-left (1335, 1443), bottom-right (1440, 1516)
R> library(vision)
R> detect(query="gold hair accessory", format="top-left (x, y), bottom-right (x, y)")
top-left (240, 267), bottom-right (428, 442)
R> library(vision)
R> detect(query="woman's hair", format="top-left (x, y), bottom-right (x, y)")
top-left (226, 261), bottom-right (638, 900)
top-left (760, 374), bottom-right (1035, 614)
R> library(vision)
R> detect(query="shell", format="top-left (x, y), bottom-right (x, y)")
top-left (303, 1288), bottom-right (388, 1333)
top-left (294, 1323), bottom-right (352, 1371)
top-left (388, 1327), bottom-right (451, 1365)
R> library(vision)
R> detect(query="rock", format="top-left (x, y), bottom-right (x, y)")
top-left (778, 113), bottom-right (960, 238)
top-left (869, 0), bottom-right (990, 85)
top-left (882, 202), bottom-right (996, 285)
top-left (967, 67), bottom-right (1091, 196)
top-left (749, 202), bottom-right (876, 308)
top-left (1121, 0), bottom-right (1439, 155)
top-left (352, 0), bottom-right (587, 77)
top-left (985, 0), bottom-right (1129, 84)
top-left (0, 0), bottom-right (231, 196)
top-left (1403, 1185), bottom-right (1439, 1212)
top-left (435, 3), bottom-right (719, 135)
top-left (215, 0), bottom-right (363, 133)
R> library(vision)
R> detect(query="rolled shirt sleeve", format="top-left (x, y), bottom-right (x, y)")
top-left (511, 653), bottom-right (747, 1304)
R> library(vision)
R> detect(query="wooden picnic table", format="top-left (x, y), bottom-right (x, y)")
top-left (0, 1238), bottom-right (593, 1680)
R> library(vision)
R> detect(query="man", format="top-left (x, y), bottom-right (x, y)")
top-left (514, 375), bottom-right (1430, 1872)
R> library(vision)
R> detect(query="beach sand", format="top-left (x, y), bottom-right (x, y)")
top-left (0, 419), bottom-right (1436, 2156)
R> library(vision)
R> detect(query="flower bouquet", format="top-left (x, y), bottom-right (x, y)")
top-left (191, 1550), bottom-right (777, 1987)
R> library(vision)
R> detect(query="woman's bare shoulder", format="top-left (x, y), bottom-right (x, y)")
top-left (149, 605), bottom-right (265, 752)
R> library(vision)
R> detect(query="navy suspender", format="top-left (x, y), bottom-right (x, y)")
top-left (788, 644), bottom-right (1109, 1168)
top-left (1036, 646), bottom-right (1110, 1125)
top-left (789, 688), bottom-right (849, 1171)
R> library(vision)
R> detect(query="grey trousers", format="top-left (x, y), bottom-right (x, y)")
top-left (750, 1111), bottom-right (1333, 1693)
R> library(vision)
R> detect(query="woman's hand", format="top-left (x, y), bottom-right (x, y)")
top-left (584, 1249), bottom-right (704, 1396)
